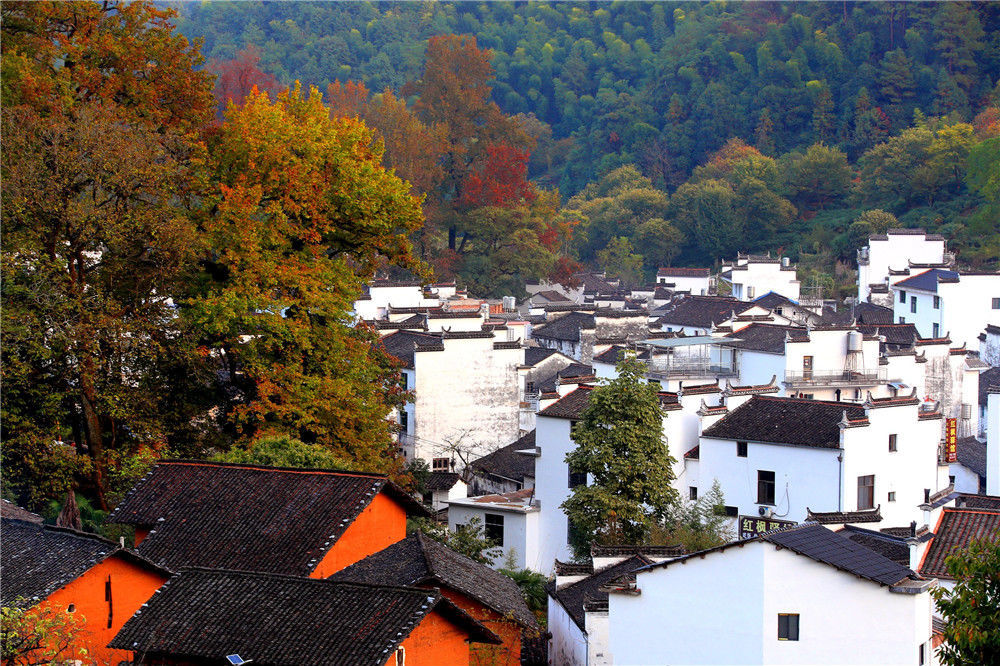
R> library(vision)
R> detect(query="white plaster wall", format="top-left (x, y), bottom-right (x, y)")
top-left (426, 314), bottom-right (486, 332)
top-left (989, 393), bottom-right (1000, 495)
top-left (738, 351), bottom-right (786, 389)
top-left (413, 338), bottom-right (521, 465)
top-left (535, 415), bottom-right (576, 574)
top-left (371, 285), bottom-right (424, 310)
top-left (949, 462), bottom-right (980, 494)
top-left (893, 276), bottom-right (1000, 350)
top-left (548, 596), bottom-right (589, 666)
top-left (698, 438), bottom-right (841, 522)
top-left (656, 275), bottom-right (711, 295)
top-left (610, 544), bottom-right (766, 665)
top-left (585, 611), bottom-right (612, 665)
top-left (446, 502), bottom-right (535, 571)
top-left (729, 264), bottom-right (800, 302)
top-left (859, 235), bottom-right (946, 301)
top-left (982, 330), bottom-right (1000, 367)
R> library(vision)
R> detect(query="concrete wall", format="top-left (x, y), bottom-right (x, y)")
top-left (548, 596), bottom-right (589, 666)
top-left (656, 275), bottom-right (711, 295)
top-left (729, 263), bottom-right (800, 302)
top-left (738, 351), bottom-right (786, 389)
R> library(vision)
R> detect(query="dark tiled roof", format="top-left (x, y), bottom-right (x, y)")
top-left (752, 292), bottom-right (798, 311)
top-left (592, 345), bottom-right (629, 364)
top-left (329, 533), bottom-right (536, 628)
top-left (107, 461), bottom-right (424, 576)
top-left (534, 290), bottom-right (571, 303)
top-left (857, 323), bottom-right (919, 348)
top-left (532, 312), bottom-right (595, 342)
top-left (656, 296), bottom-right (750, 329)
top-left (538, 386), bottom-right (594, 420)
top-left (731, 323), bottom-right (802, 354)
top-left (524, 346), bottom-right (559, 366)
top-left (920, 509), bottom-right (1000, 579)
top-left (893, 268), bottom-right (959, 293)
top-left (550, 555), bottom-right (651, 631)
top-left (979, 367), bottom-right (1000, 406)
top-left (1, 519), bottom-right (167, 607)
top-left (840, 526), bottom-right (910, 566)
top-left (109, 569), bottom-right (500, 665)
top-left (425, 472), bottom-right (461, 492)
top-left (764, 524), bottom-right (917, 586)
top-left (0, 500), bottom-right (42, 523)
top-left (469, 431), bottom-right (536, 484)
top-left (702, 396), bottom-right (865, 449)
top-left (954, 494), bottom-right (1000, 511)
top-left (955, 437), bottom-right (987, 477)
top-left (381, 330), bottom-right (441, 368)
top-left (806, 507), bottom-right (882, 524)
top-left (657, 267), bottom-right (710, 278)
top-left (853, 302), bottom-right (894, 325)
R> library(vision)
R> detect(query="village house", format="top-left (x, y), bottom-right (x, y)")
top-left (420, 471), bottom-right (467, 513)
top-left (719, 253), bottom-right (801, 302)
top-left (530, 306), bottom-right (649, 364)
top-left (106, 460), bottom-right (427, 578)
top-left (918, 499), bottom-right (1000, 592)
top-left (693, 393), bottom-right (949, 529)
top-left (655, 267), bottom-right (712, 295)
top-left (608, 524), bottom-right (937, 666)
top-left (857, 229), bottom-right (951, 304)
top-left (2, 518), bottom-right (171, 666)
top-left (109, 569), bottom-right (500, 666)
top-left (891, 268), bottom-right (1000, 350)
top-left (547, 545), bottom-right (683, 666)
top-left (467, 429), bottom-right (537, 496)
top-left (330, 532), bottom-right (537, 666)
top-left (446, 488), bottom-right (541, 572)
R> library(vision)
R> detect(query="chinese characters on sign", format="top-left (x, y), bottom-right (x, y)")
top-left (945, 418), bottom-right (957, 463)
top-left (739, 516), bottom-right (797, 540)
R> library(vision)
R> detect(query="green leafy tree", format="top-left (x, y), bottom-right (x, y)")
top-left (561, 357), bottom-right (678, 558)
top-left (1, 601), bottom-right (87, 666)
top-left (408, 515), bottom-right (502, 565)
top-left (782, 143), bottom-right (853, 211)
top-left (652, 479), bottom-right (733, 552)
top-left (931, 537), bottom-right (1000, 666)
top-left (597, 237), bottom-right (644, 287)
top-left (213, 435), bottom-right (357, 470)
top-left (634, 218), bottom-right (685, 274)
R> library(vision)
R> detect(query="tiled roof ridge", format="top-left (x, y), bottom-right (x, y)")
top-left (754, 394), bottom-right (864, 410)
top-left (152, 458), bottom-right (388, 479)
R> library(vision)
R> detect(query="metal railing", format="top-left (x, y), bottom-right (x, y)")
top-left (646, 361), bottom-right (739, 379)
top-left (784, 367), bottom-right (886, 386)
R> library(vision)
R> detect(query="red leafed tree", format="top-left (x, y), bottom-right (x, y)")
top-left (461, 143), bottom-right (536, 209)
top-left (327, 80), bottom-right (370, 119)
top-left (209, 46), bottom-right (280, 116)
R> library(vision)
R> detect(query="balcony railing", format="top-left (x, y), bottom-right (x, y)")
top-left (646, 361), bottom-right (739, 379)
top-left (784, 367), bottom-right (886, 386)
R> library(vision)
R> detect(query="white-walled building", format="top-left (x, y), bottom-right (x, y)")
top-left (693, 393), bottom-right (948, 528)
top-left (446, 488), bottom-right (540, 571)
top-left (857, 229), bottom-right (950, 302)
top-left (720, 254), bottom-right (801, 301)
top-left (420, 472), bottom-right (467, 513)
top-left (891, 268), bottom-right (1000, 350)
top-left (531, 308), bottom-right (649, 364)
top-left (655, 267), bottom-right (712, 295)
top-left (608, 524), bottom-right (937, 665)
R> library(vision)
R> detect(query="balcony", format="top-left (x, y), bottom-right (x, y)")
top-left (784, 367), bottom-right (887, 387)
top-left (646, 360), bottom-right (739, 379)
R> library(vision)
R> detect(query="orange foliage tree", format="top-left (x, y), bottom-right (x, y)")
top-left (209, 45), bottom-right (281, 117)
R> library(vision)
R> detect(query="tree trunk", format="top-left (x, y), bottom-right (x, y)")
top-left (80, 362), bottom-right (109, 511)
top-left (448, 225), bottom-right (457, 251)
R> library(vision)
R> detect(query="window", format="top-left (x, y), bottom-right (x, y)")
top-left (857, 475), bottom-right (875, 510)
top-left (888, 434), bottom-right (897, 452)
top-left (775, 307), bottom-right (783, 315)
top-left (993, 298), bottom-right (1000, 310)
top-left (724, 505), bottom-right (738, 517)
top-left (568, 467), bottom-right (587, 489)
top-left (525, 381), bottom-right (535, 394)
top-left (899, 316), bottom-right (906, 324)
top-left (396, 647), bottom-right (405, 666)
top-left (899, 290), bottom-right (907, 303)
top-left (689, 486), bottom-right (698, 500)
top-left (932, 323), bottom-right (940, 338)
top-left (778, 614), bottom-right (800, 641)
top-left (737, 441), bottom-right (748, 457)
top-left (933, 296), bottom-right (941, 309)
top-left (399, 410), bottom-right (408, 433)
top-left (802, 355), bottom-right (813, 380)
top-left (757, 470), bottom-right (776, 505)
top-left (67, 604), bottom-right (75, 613)
top-left (919, 643), bottom-right (925, 666)
top-left (432, 457), bottom-right (450, 472)
top-left (747, 286), bottom-right (755, 299)
top-left (801, 393), bottom-right (814, 400)
top-left (910, 296), bottom-right (917, 313)
top-left (484, 513), bottom-right (504, 546)
top-left (888, 491), bottom-right (896, 502)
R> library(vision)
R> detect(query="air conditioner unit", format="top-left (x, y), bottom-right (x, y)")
top-left (758, 506), bottom-right (773, 518)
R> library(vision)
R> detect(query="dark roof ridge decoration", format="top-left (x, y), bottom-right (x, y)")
top-left (0, 500), bottom-right (43, 524)
top-left (109, 568), bottom-right (501, 666)
top-left (1, 518), bottom-right (171, 607)
top-left (590, 544), bottom-right (685, 558)
top-left (723, 376), bottom-right (779, 395)
top-left (554, 560), bottom-right (594, 577)
top-left (914, 335), bottom-right (952, 346)
top-left (702, 395), bottom-right (866, 449)
top-left (639, 523), bottom-right (921, 588)
top-left (697, 401), bottom-right (728, 417)
top-left (805, 506), bottom-right (883, 524)
top-left (839, 410), bottom-right (871, 429)
top-left (549, 554), bottom-right (653, 632)
top-left (657, 267), bottom-right (711, 277)
top-left (863, 387), bottom-right (919, 409)
top-left (106, 461), bottom-right (428, 575)
top-left (371, 279), bottom-right (424, 288)
top-left (677, 381), bottom-right (721, 397)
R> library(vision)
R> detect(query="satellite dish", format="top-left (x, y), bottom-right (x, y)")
top-left (226, 656), bottom-right (252, 665)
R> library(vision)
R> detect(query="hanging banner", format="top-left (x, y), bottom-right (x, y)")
top-left (945, 418), bottom-right (957, 463)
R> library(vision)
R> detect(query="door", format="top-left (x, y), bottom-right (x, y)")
top-left (803, 355), bottom-right (813, 380)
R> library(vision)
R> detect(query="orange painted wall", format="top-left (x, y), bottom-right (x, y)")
top-left (309, 492), bottom-right (407, 578)
top-left (384, 608), bottom-right (471, 666)
top-left (441, 588), bottom-right (524, 666)
top-left (133, 528), bottom-right (149, 546)
top-left (44, 554), bottom-right (168, 666)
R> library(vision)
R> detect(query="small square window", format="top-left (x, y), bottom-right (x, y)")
top-left (737, 441), bottom-right (748, 457)
top-left (993, 298), bottom-right (1000, 310)
top-left (432, 457), bottom-right (451, 472)
top-left (888, 491), bottom-right (896, 502)
top-left (888, 434), bottom-right (897, 452)
top-left (689, 486), bottom-right (698, 500)
top-left (724, 505), bottom-right (738, 517)
top-left (568, 468), bottom-right (587, 489)
top-left (778, 613), bottom-right (799, 641)
top-left (899, 316), bottom-right (906, 323)
top-left (757, 470), bottom-right (776, 505)
top-left (484, 513), bottom-right (504, 546)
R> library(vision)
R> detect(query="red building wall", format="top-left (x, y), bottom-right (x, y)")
top-left (441, 588), bottom-right (524, 666)
top-left (386, 609), bottom-right (472, 666)
top-left (310, 492), bottom-right (408, 578)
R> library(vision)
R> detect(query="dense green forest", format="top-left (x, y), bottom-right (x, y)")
top-left (172, 1), bottom-right (1000, 295)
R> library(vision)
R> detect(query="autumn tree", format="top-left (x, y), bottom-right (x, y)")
top-left (189, 85), bottom-right (424, 474)
top-left (781, 143), bottom-right (853, 211)
top-left (562, 357), bottom-right (678, 558)
top-left (1, 601), bottom-right (87, 666)
top-left (1, 0), bottom-right (215, 509)
top-left (209, 45), bottom-right (281, 117)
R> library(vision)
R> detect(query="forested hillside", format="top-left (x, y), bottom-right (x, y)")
top-left (177, 2), bottom-right (1000, 292)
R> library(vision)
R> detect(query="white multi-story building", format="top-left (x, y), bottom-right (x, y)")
top-left (608, 524), bottom-right (937, 665)
top-left (719, 253), bottom-right (801, 301)
top-left (692, 393), bottom-right (949, 528)
top-left (857, 229), bottom-right (950, 302)
top-left (891, 268), bottom-right (1000, 350)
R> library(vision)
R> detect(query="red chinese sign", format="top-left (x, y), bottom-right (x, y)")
top-left (945, 418), bottom-right (957, 463)
top-left (739, 516), bottom-right (797, 540)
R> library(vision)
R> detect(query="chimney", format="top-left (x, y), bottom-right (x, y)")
top-left (910, 521), bottom-right (916, 538)
top-left (923, 488), bottom-right (930, 504)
